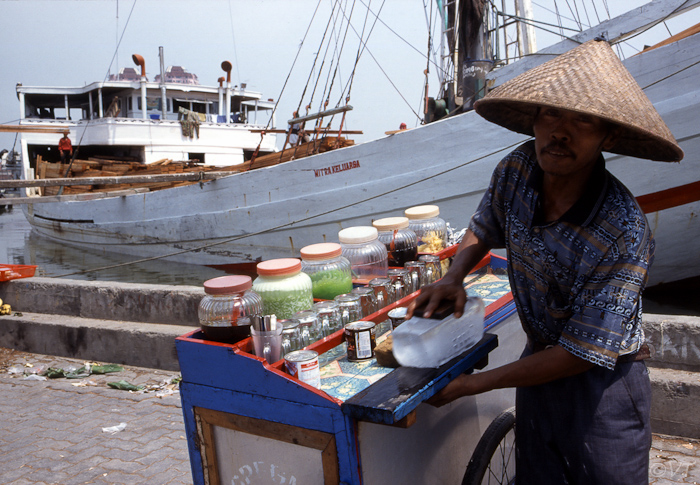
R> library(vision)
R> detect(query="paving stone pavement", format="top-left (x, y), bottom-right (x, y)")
top-left (1, 347), bottom-right (699, 485)
top-left (0, 348), bottom-right (192, 485)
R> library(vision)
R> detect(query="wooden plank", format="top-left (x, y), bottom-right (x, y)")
top-left (0, 124), bottom-right (70, 134)
top-left (0, 171), bottom-right (235, 188)
top-left (341, 334), bottom-right (499, 425)
top-left (2, 187), bottom-right (151, 205)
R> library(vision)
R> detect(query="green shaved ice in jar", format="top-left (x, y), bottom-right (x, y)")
top-left (310, 269), bottom-right (352, 300)
top-left (261, 291), bottom-right (314, 319)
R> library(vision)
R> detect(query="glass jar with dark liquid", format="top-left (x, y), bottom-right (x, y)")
top-left (373, 217), bottom-right (418, 267)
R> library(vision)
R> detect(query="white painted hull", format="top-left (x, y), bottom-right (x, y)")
top-left (22, 33), bottom-right (700, 287)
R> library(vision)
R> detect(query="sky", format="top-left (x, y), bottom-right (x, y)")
top-left (1, 0), bottom-right (698, 152)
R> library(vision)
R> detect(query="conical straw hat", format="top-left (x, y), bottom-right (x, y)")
top-left (474, 39), bottom-right (683, 162)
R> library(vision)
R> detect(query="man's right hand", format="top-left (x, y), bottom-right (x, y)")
top-left (406, 276), bottom-right (467, 319)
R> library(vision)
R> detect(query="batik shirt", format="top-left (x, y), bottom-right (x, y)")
top-left (469, 141), bottom-right (653, 370)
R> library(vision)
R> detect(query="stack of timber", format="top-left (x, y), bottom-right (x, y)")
top-left (32, 135), bottom-right (354, 195)
top-left (35, 155), bottom-right (236, 196)
top-left (250, 136), bottom-right (355, 168)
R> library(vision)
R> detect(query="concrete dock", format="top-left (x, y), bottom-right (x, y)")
top-left (1, 277), bottom-right (699, 483)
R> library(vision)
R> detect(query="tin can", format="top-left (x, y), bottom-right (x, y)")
top-left (344, 321), bottom-right (377, 361)
top-left (285, 350), bottom-right (321, 389)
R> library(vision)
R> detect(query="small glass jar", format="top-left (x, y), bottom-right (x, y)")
top-left (334, 293), bottom-right (363, 326)
top-left (351, 286), bottom-right (379, 318)
top-left (198, 275), bottom-right (263, 343)
top-left (313, 301), bottom-right (342, 336)
top-left (419, 254), bottom-right (444, 283)
top-left (405, 205), bottom-right (448, 253)
top-left (300, 243), bottom-right (353, 300)
top-left (294, 310), bottom-right (322, 347)
top-left (253, 258), bottom-right (314, 320)
top-left (280, 318), bottom-right (302, 356)
top-left (368, 277), bottom-right (396, 308)
top-left (373, 217), bottom-right (418, 267)
top-left (387, 268), bottom-right (412, 301)
top-left (338, 226), bottom-right (388, 283)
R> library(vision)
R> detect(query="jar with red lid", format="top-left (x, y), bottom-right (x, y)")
top-left (198, 275), bottom-right (263, 343)
top-left (253, 258), bottom-right (314, 319)
top-left (300, 242), bottom-right (353, 300)
top-left (372, 217), bottom-right (418, 267)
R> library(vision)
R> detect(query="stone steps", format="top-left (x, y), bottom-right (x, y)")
top-left (1, 277), bottom-right (700, 438)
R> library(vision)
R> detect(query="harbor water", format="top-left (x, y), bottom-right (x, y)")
top-left (1, 208), bottom-right (699, 316)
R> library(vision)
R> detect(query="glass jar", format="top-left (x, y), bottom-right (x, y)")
top-left (419, 254), bottom-right (443, 283)
top-left (405, 205), bottom-right (448, 253)
top-left (338, 226), bottom-right (388, 283)
top-left (294, 310), bottom-right (322, 347)
top-left (300, 242), bottom-right (353, 300)
top-left (404, 260), bottom-right (426, 293)
top-left (198, 275), bottom-right (263, 343)
top-left (387, 268), bottom-right (412, 301)
top-left (280, 318), bottom-right (302, 356)
top-left (334, 293), bottom-right (363, 326)
top-left (368, 277), bottom-right (396, 308)
top-left (351, 286), bottom-right (379, 318)
top-left (253, 258), bottom-right (314, 320)
top-left (313, 301), bottom-right (342, 336)
top-left (372, 217), bottom-right (418, 267)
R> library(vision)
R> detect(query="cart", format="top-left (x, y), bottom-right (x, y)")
top-left (176, 252), bottom-right (525, 484)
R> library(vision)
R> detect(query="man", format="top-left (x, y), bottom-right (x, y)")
top-left (58, 132), bottom-right (73, 164)
top-left (409, 39), bottom-right (683, 484)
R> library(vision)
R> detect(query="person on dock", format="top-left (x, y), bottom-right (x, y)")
top-left (409, 39), bottom-right (683, 484)
top-left (58, 132), bottom-right (73, 164)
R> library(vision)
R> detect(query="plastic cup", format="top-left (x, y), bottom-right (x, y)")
top-left (251, 326), bottom-right (283, 364)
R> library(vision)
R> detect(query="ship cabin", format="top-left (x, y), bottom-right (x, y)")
top-left (15, 66), bottom-right (278, 173)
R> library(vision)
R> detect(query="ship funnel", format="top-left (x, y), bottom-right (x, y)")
top-left (132, 54), bottom-right (146, 78)
top-left (221, 60), bottom-right (232, 83)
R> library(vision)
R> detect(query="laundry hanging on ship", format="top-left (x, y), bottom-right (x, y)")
top-left (178, 107), bottom-right (200, 139)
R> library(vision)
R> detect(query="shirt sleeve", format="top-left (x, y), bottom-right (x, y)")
top-left (468, 157), bottom-right (511, 249)
top-left (558, 215), bottom-right (654, 370)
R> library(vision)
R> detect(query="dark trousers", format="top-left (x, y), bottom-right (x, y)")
top-left (60, 150), bottom-right (70, 164)
top-left (515, 348), bottom-right (651, 484)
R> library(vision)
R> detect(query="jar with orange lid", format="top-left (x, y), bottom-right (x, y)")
top-left (198, 275), bottom-right (263, 343)
top-left (300, 242), bottom-right (353, 300)
top-left (373, 217), bottom-right (418, 267)
top-left (253, 258), bottom-right (314, 319)
top-left (404, 205), bottom-right (448, 253)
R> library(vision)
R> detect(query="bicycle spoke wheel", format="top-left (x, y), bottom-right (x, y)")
top-left (462, 407), bottom-right (516, 485)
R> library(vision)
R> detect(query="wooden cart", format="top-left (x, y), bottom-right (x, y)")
top-left (176, 253), bottom-right (525, 484)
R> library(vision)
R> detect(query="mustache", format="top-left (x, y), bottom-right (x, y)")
top-left (542, 140), bottom-right (574, 158)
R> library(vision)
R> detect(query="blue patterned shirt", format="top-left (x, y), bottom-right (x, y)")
top-left (469, 141), bottom-right (653, 369)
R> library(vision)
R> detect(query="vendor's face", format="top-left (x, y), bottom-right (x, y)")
top-left (533, 107), bottom-right (617, 179)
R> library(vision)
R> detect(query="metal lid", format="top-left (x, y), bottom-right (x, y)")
top-left (257, 258), bottom-right (302, 276)
top-left (300, 242), bottom-right (343, 260)
top-left (203, 275), bottom-right (252, 295)
top-left (405, 205), bottom-right (440, 220)
top-left (372, 217), bottom-right (409, 231)
top-left (338, 226), bottom-right (378, 244)
top-left (345, 320), bottom-right (376, 331)
top-left (284, 349), bottom-right (319, 362)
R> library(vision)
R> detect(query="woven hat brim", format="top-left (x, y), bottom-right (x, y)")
top-left (474, 40), bottom-right (684, 162)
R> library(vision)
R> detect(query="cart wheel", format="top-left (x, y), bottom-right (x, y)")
top-left (462, 407), bottom-right (516, 485)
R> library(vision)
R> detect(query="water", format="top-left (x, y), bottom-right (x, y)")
top-left (2, 208), bottom-right (699, 316)
top-left (0, 208), bottom-right (228, 287)
top-left (392, 297), bottom-right (485, 368)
